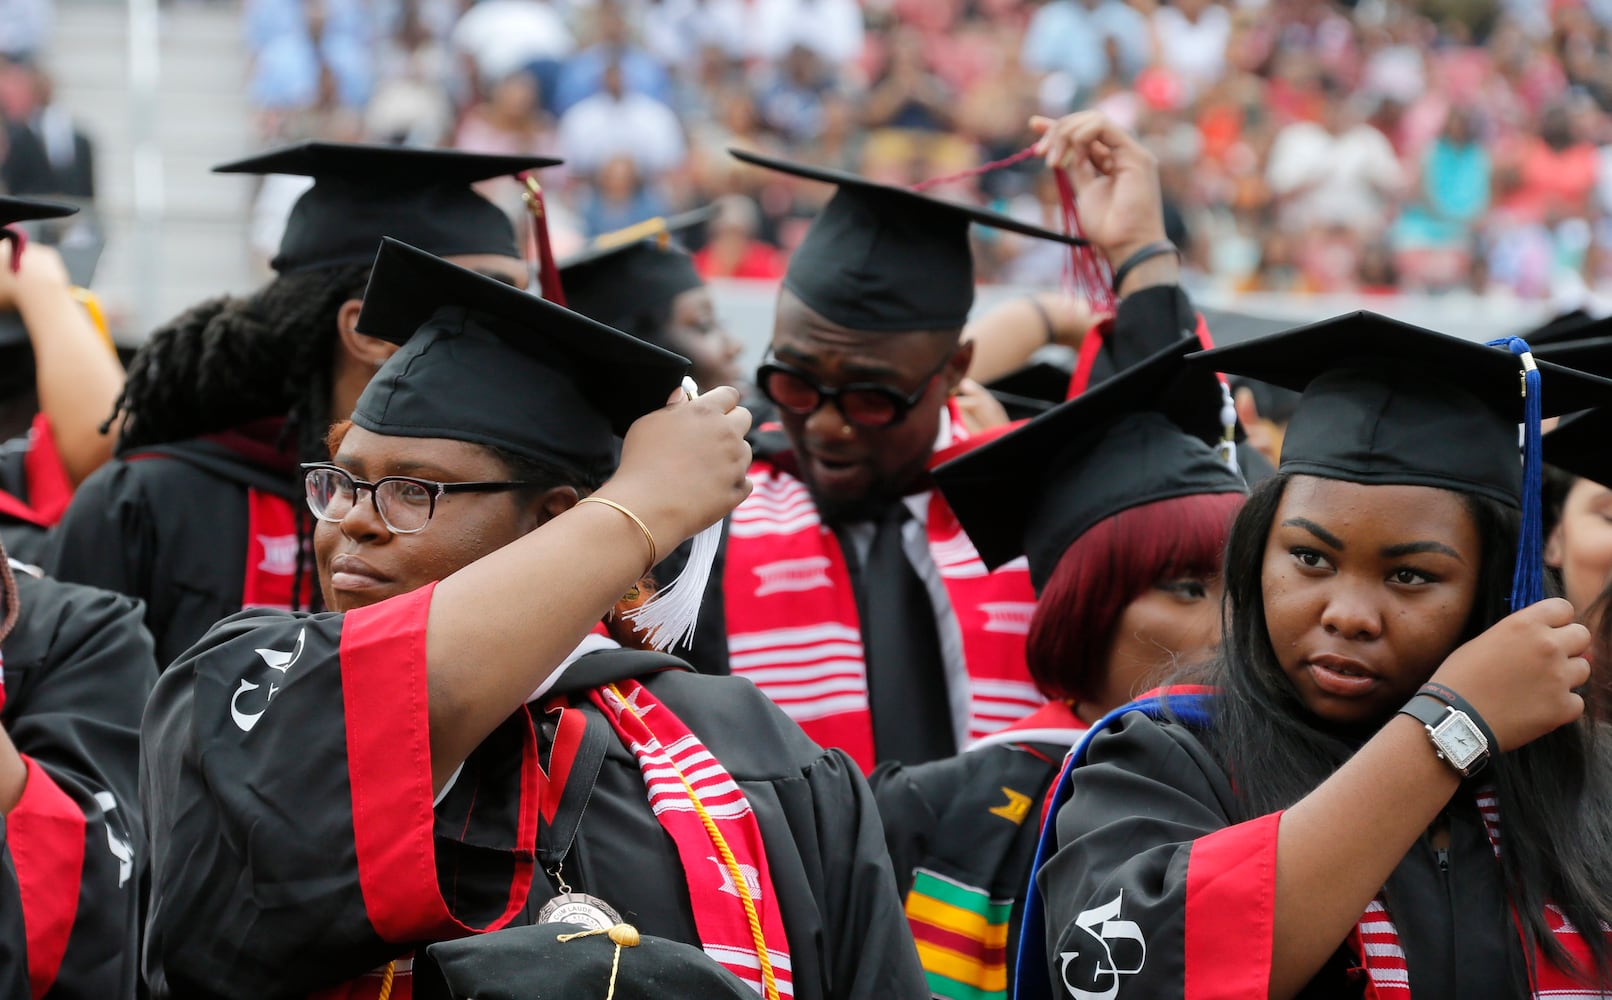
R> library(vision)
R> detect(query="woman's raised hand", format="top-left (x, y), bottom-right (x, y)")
top-left (603, 385), bottom-right (753, 556)
top-left (1430, 597), bottom-right (1591, 752)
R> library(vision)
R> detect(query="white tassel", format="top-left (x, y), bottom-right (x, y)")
top-left (1216, 377), bottom-right (1240, 474)
top-left (622, 377), bottom-right (724, 651)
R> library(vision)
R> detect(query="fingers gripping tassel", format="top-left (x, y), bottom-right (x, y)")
top-left (623, 377), bottom-right (723, 651)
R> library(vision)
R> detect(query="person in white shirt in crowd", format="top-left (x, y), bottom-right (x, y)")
top-left (699, 0), bottom-right (864, 66)
top-left (1021, 0), bottom-right (1151, 98)
top-left (1266, 78), bottom-right (1404, 237)
top-left (449, 0), bottom-right (571, 95)
top-left (1150, 0), bottom-right (1231, 101)
top-left (558, 59), bottom-right (686, 178)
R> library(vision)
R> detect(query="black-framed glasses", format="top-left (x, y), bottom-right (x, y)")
top-left (755, 351), bottom-right (954, 429)
top-left (302, 463), bottom-right (532, 535)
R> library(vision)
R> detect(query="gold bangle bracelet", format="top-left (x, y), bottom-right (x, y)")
top-left (576, 496), bottom-right (657, 571)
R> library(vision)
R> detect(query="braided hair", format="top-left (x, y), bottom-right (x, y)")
top-left (106, 262), bottom-right (373, 614)
top-left (105, 262), bottom-right (373, 464)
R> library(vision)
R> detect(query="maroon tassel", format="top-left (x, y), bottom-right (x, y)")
top-left (910, 142), bottom-right (1115, 314)
top-left (519, 173), bottom-right (566, 307)
top-left (1053, 169), bottom-right (1115, 315)
top-left (2, 226), bottom-right (26, 273)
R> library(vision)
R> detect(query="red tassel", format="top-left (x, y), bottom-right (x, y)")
top-left (908, 142), bottom-right (1116, 315)
top-left (2, 227), bottom-right (25, 273)
top-left (1053, 170), bottom-right (1114, 316)
top-left (519, 173), bottom-right (566, 307)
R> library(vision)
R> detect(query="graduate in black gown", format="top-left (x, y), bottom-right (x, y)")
top-left (876, 337), bottom-right (1247, 1000)
top-left (0, 557), bottom-right (154, 999)
top-left (0, 195), bottom-right (127, 564)
top-left (1020, 116), bottom-right (1612, 996)
top-left (870, 128), bottom-right (1253, 998)
top-left (45, 144), bottom-right (557, 670)
top-left (140, 239), bottom-right (926, 1000)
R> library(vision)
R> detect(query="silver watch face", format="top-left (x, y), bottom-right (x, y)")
top-left (1430, 711), bottom-right (1488, 770)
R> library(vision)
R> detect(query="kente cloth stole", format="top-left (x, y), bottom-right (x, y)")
top-left (589, 678), bottom-right (793, 999)
top-left (1350, 788), bottom-right (1608, 998)
top-left (722, 407), bottom-right (1042, 773)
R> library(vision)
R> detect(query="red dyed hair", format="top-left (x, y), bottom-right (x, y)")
top-left (326, 418), bottom-right (352, 456)
top-left (1026, 490), bottom-right (1245, 702)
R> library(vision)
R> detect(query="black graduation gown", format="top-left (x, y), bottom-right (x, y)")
top-left (872, 722), bottom-right (1076, 1000)
top-left (1037, 711), bottom-right (1526, 999)
top-left (2, 567), bottom-right (154, 999)
top-left (45, 431), bottom-right (306, 670)
top-left (140, 583), bottom-right (928, 1000)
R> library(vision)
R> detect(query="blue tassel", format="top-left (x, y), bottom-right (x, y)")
top-left (1486, 336), bottom-right (1543, 611)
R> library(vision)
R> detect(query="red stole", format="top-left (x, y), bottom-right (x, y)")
top-left (241, 488), bottom-right (308, 612)
top-left (0, 414), bottom-right (74, 529)
top-left (723, 407), bottom-right (1043, 773)
top-left (1349, 787), bottom-right (1610, 997)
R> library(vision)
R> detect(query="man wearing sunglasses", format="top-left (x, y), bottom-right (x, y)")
top-left (707, 149), bottom-right (1098, 773)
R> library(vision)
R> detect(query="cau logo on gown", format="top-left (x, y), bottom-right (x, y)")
top-left (1058, 890), bottom-right (1148, 1000)
top-left (229, 628), bottom-right (307, 733)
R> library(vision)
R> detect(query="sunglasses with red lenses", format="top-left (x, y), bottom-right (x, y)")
top-left (755, 352), bottom-right (954, 429)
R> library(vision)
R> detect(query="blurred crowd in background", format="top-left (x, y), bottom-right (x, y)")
top-left (11, 0), bottom-right (1612, 304)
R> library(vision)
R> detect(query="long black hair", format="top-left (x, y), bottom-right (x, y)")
top-left (105, 262), bottom-right (372, 464)
top-left (108, 263), bottom-right (373, 612)
top-left (1198, 472), bottom-right (1612, 983)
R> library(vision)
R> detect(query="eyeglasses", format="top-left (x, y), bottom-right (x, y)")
top-left (302, 463), bottom-right (532, 535)
top-left (755, 351), bottom-right (954, 429)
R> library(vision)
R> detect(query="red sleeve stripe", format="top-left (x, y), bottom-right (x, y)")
top-left (1184, 811), bottom-right (1281, 1000)
top-left (22, 413), bottom-right (73, 527)
top-left (342, 583), bottom-right (538, 944)
top-left (8, 756), bottom-right (86, 998)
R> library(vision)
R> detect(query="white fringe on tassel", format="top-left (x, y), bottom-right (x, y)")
top-left (621, 376), bottom-right (724, 651)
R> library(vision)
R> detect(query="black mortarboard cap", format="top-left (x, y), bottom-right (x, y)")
top-left (0, 196), bottom-right (77, 227)
top-left (730, 148), bottom-right (1085, 332)
top-left (1189, 312), bottom-right (1612, 507)
top-left (934, 337), bottom-right (1246, 593)
top-left (1544, 408), bottom-right (1612, 488)
top-left (559, 207), bottom-right (717, 335)
top-left (1522, 308), bottom-right (1608, 348)
top-left (1534, 334), bottom-right (1612, 379)
top-left (983, 356), bottom-right (1073, 422)
top-left (352, 239), bottom-right (690, 473)
top-left (214, 142), bottom-right (561, 273)
top-left (416, 923), bottom-right (756, 1000)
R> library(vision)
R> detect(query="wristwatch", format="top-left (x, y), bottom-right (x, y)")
top-left (1399, 694), bottom-right (1491, 777)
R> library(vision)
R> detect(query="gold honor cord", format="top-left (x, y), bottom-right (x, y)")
top-left (604, 684), bottom-right (781, 1000)
top-left (375, 960), bottom-right (396, 1000)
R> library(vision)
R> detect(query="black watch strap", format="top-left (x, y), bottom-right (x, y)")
top-left (1398, 693), bottom-right (1450, 730)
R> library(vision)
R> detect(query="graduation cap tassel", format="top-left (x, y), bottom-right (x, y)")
top-left (1487, 336), bottom-right (1544, 610)
top-left (520, 173), bottom-right (567, 306)
top-left (906, 143), bottom-right (1114, 314)
top-left (1052, 169), bottom-right (1115, 316)
top-left (1216, 378), bottom-right (1239, 474)
top-left (622, 378), bottom-right (723, 651)
top-left (2, 227), bottom-right (24, 272)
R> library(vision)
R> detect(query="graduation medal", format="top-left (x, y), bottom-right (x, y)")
top-left (537, 891), bottom-right (622, 931)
